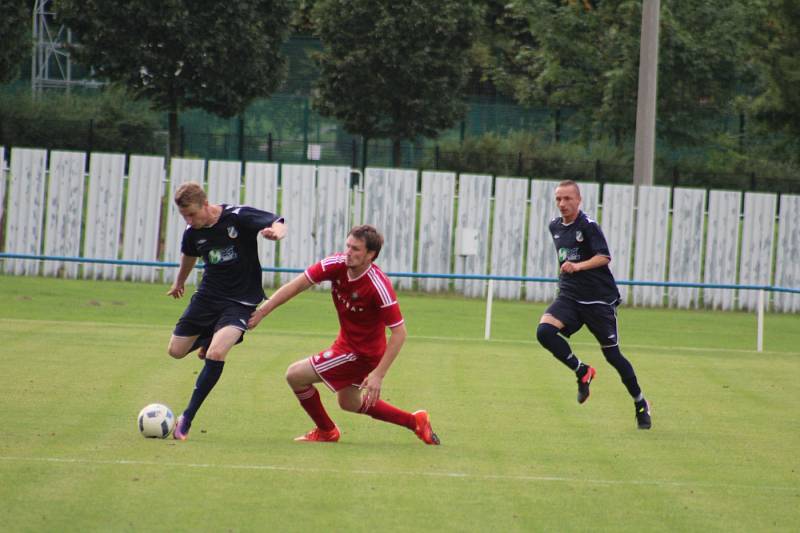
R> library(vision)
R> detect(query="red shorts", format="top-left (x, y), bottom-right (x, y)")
top-left (309, 347), bottom-right (379, 392)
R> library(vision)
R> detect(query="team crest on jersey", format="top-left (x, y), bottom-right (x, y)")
top-left (323, 350), bottom-right (333, 359)
top-left (576, 230), bottom-right (584, 242)
top-left (227, 226), bottom-right (238, 239)
top-left (351, 291), bottom-right (359, 300)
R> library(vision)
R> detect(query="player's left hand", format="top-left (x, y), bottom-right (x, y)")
top-left (247, 308), bottom-right (266, 329)
top-left (260, 222), bottom-right (286, 241)
top-left (360, 372), bottom-right (383, 409)
top-left (561, 261), bottom-right (580, 274)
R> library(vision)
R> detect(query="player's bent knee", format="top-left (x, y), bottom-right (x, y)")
top-left (285, 362), bottom-right (304, 388)
top-left (536, 322), bottom-right (560, 344)
top-left (167, 344), bottom-right (188, 359)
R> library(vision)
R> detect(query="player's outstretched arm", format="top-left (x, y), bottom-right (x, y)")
top-left (167, 255), bottom-right (198, 298)
top-left (260, 221), bottom-right (287, 241)
top-left (360, 323), bottom-right (407, 409)
top-left (248, 273), bottom-right (313, 329)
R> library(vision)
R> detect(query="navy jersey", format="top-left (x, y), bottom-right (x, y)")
top-left (181, 204), bottom-right (282, 306)
top-left (549, 211), bottom-right (620, 304)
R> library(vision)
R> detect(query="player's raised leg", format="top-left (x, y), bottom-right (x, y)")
top-left (174, 326), bottom-right (242, 440)
top-left (537, 312), bottom-right (595, 403)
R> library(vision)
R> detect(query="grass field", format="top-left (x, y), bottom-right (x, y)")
top-left (1, 275), bottom-right (799, 532)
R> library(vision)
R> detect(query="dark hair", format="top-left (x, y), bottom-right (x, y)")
top-left (348, 224), bottom-right (383, 260)
top-left (174, 181), bottom-right (207, 208)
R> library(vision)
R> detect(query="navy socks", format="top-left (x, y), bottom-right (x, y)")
top-left (536, 323), bottom-right (581, 372)
top-left (601, 345), bottom-right (642, 399)
top-left (183, 359), bottom-right (225, 422)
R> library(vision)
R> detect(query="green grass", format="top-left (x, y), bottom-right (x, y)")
top-left (1, 275), bottom-right (799, 532)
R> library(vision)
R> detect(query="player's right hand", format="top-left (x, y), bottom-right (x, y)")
top-left (167, 284), bottom-right (184, 298)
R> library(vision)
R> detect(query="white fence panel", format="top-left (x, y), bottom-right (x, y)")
top-left (668, 188), bottom-right (706, 308)
top-left (363, 167), bottom-right (417, 289)
top-left (703, 190), bottom-right (741, 310)
top-left (525, 179), bottom-right (560, 301)
top-left (454, 174), bottom-right (492, 297)
top-left (43, 151), bottom-right (86, 278)
top-left (600, 184), bottom-right (635, 302)
top-left (207, 160), bottom-right (241, 205)
top-left (5, 148), bottom-right (48, 275)
top-left (580, 182), bottom-right (600, 220)
top-left (244, 162), bottom-right (279, 286)
top-left (632, 186), bottom-right (671, 306)
top-left (122, 156), bottom-right (164, 282)
top-left (417, 171), bottom-right (455, 292)
top-left (775, 195), bottom-right (800, 312)
top-left (164, 158), bottom-right (205, 285)
top-left (280, 164), bottom-right (317, 283)
top-left (83, 153), bottom-right (126, 279)
top-left (739, 192), bottom-right (777, 311)
top-left (0, 147), bottom-right (5, 227)
top-left (315, 166), bottom-right (351, 261)
top-left (491, 177), bottom-right (529, 299)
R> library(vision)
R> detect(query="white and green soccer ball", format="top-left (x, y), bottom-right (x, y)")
top-left (137, 403), bottom-right (175, 438)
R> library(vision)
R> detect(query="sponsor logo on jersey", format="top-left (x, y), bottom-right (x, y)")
top-left (227, 226), bottom-right (239, 239)
top-left (558, 247), bottom-right (581, 262)
top-left (208, 245), bottom-right (237, 265)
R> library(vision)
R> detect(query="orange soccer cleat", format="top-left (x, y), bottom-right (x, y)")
top-left (412, 410), bottom-right (440, 445)
top-left (294, 426), bottom-right (341, 443)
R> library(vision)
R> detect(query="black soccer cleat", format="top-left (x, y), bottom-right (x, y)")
top-left (635, 399), bottom-right (652, 430)
top-left (576, 365), bottom-right (596, 404)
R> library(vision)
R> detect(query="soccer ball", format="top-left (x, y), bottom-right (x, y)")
top-left (137, 403), bottom-right (176, 438)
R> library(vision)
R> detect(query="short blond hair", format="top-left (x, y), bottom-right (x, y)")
top-left (174, 181), bottom-right (207, 208)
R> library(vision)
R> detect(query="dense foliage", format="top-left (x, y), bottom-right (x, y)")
top-left (55, 0), bottom-right (292, 156)
top-left (311, 0), bottom-right (481, 164)
top-left (0, 0), bottom-right (30, 83)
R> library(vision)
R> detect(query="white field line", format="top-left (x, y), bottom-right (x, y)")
top-left (2, 317), bottom-right (798, 356)
top-left (0, 455), bottom-right (795, 493)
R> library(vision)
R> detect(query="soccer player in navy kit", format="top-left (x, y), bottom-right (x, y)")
top-left (536, 180), bottom-right (651, 429)
top-left (248, 225), bottom-right (440, 445)
top-left (166, 181), bottom-right (286, 440)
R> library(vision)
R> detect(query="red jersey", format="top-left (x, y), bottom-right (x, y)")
top-left (305, 254), bottom-right (404, 359)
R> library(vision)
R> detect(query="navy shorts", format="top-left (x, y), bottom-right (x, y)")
top-left (173, 292), bottom-right (254, 341)
top-left (544, 295), bottom-right (620, 347)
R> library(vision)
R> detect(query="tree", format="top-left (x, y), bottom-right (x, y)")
top-left (55, 0), bottom-right (292, 157)
top-left (0, 0), bottom-right (30, 83)
top-left (487, 0), bottom-right (757, 149)
top-left (752, 0), bottom-right (800, 149)
top-left (312, 0), bottom-right (481, 165)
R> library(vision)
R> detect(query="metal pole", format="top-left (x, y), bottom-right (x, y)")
top-left (484, 278), bottom-right (494, 340)
top-left (632, 0), bottom-right (660, 186)
top-left (757, 289), bottom-right (765, 352)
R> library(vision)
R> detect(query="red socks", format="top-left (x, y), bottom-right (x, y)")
top-left (294, 386), bottom-right (336, 431)
top-left (361, 399), bottom-right (416, 430)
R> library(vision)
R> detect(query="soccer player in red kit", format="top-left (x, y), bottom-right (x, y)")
top-left (248, 224), bottom-right (440, 445)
